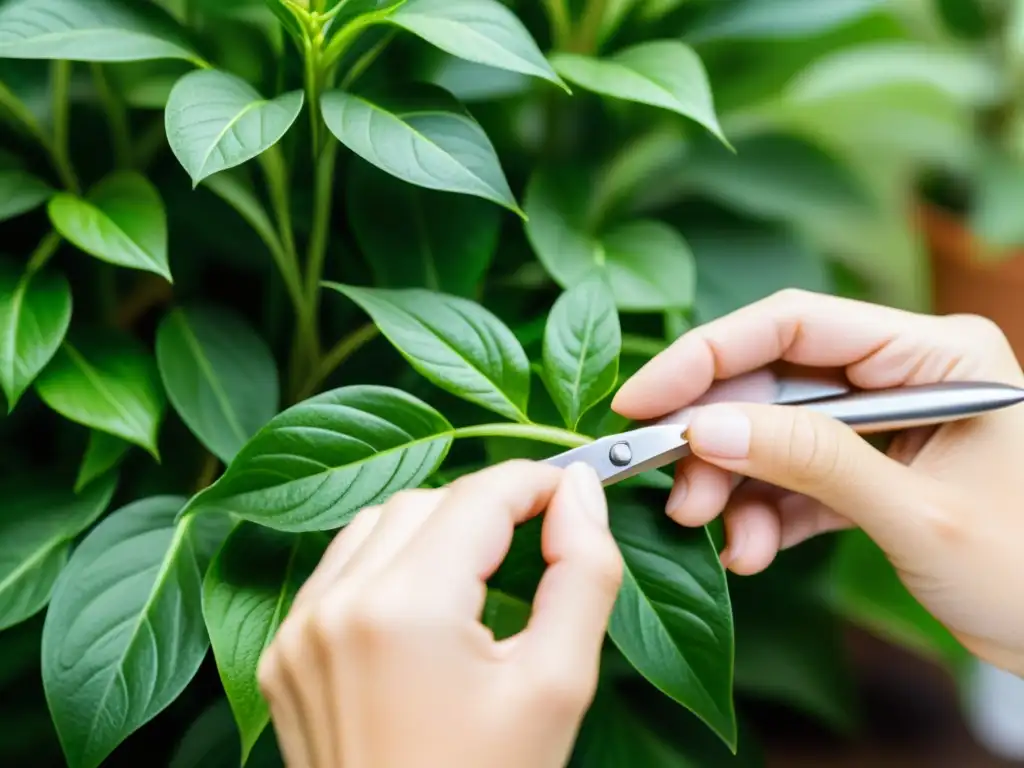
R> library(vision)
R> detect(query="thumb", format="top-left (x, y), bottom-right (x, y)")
top-left (684, 402), bottom-right (946, 550)
top-left (516, 463), bottom-right (623, 687)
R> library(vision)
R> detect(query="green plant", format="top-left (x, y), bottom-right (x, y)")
top-left (0, 0), bottom-right (981, 766)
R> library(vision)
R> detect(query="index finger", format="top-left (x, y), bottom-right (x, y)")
top-left (611, 289), bottom-right (926, 420)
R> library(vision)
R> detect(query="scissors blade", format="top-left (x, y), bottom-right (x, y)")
top-left (542, 424), bottom-right (691, 486)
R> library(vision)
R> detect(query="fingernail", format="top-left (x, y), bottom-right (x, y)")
top-left (665, 477), bottom-right (688, 518)
top-left (568, 462), bottom-right (608, 527)
top-left (687, 405), bottom-right (751, 460)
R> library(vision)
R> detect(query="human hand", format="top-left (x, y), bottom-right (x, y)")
top-left (257, 460), bottom-right (623, 768)
top-left (612, 289), bottom-right (1024, 677)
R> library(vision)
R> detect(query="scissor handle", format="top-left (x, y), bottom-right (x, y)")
top-left (654, 370), bottom-right (1024, 433)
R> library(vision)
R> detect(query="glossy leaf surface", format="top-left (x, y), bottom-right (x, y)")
top-left (0, 261), bottom-right (72, 411)
top-left (75, 431), bottom-right (131, 493)
top-left (156, 305), bottom-right (279, 465)
top-left (607, 499), bottom-right (737, 749)
top-left (551, 41), bottom-right (728, 146)
top-left (165, 70), bottom-right (304, 186)
top-left (42, 497), bottom-right (209, 768)
top-left (542, 278), bottom-right (620, 429)
top-left (388, 0), bottom-right (565, 89)
top-left (48, 172), bottom-right (171, 281)
top-left (327, 284), bottom-right (531, 422)
top-left (321, 86), bottom-right (520, 214)
top-left (0, 473), bottom-right (117, 633)
top-left (204, 525), bottom-right (326, 762)
top-left (35, 333), bottom-right (167, 458)
top-left (187, 386), bottom-right (453, 532)
top-left (0, 0), bottom-right (197, 62)
top-left (0, 168), bottom-right (53, 221)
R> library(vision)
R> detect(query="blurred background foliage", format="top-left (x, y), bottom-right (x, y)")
top-left (3, 0), bottom-right (1024, 765)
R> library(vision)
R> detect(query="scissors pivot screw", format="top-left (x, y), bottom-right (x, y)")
top-left (608, 442), bottom-right (632, 467)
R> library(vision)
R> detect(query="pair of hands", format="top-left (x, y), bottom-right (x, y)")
top-left (258, 289), bottom-right (1024, 767)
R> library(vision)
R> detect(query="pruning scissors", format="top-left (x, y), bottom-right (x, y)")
top-left (542, 369), bottom-right (1024, 486)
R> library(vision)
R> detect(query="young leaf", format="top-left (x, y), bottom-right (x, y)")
top-left (203, 525), bottom-right (327, 762)
top-left (75, 431), bottom-right (131, 493)
top-left (321, 86), bottom-right (521, 214)
top-left (551, 41), bottom-right (729, 147)
top-left (0, 473), bottom-right (118, 633)
top-left (388, 0), bottom-right (566, 90)
top-left (185, 386), bottom-right (454, 532)
top-left (48, 172), bottom-right (172, 281)
top-left (607, 499), bottom-right (737, 750)
top-left (687, 0), bottom-right (886, 43)
top-left (325, 284), bottom-right (531, 422)
top-left (42, 497), bottom-right (210, 768)
top-left (542, 279), bottom-right (620, 430)
top-left (0, 0), bottom-right (198, 63)
top-left (35, 332), bottom-right (167, 459)
top-left (347, 159), bottom-right (500, 297)
top-left (0, 261), bottom-right (72, 411)
top-left (524, 170), bottom-right (696, 312)
top-left (156, 305), bottom-right (280, 465)
top-left (0, 169), bottom-right (53, 221)
top-left (165, 70), bottom-right (304, 187)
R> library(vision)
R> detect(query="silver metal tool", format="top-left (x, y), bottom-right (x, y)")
top-left (542, 369), bottom-right (1024, 486)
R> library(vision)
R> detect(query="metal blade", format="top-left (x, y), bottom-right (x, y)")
top-left (542, 424), bottom-right (690, 486)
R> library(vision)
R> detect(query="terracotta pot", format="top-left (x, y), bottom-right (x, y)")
top-left (917, 203), bottom-right (1024, 360)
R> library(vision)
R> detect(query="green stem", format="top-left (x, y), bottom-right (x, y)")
top-left (304, 139), bottom-right (338, 318)
top-left (321, 9), bottom-right (395, 69)
top-left (303, 36), bottom-right (323, 153)
top-left (340, 29), bottom-right (396, 90)
top-left (259, 147), bottom-right (300, 275)
top-left (90, 63), bottom-right (132, 170)
top-left (452, 423), bottom-right (592, 449)
top-left (573, 0), bottom-right (608, 53)
top-left (298, 322), bottom-right (379, 400)
top-left (542, 0), bottom-right (572, 49)
top-left (50, 61), bottom-right (79, 194)
top-left (26, 231), bottom-right (62, 274)
top-left (621, 334), bottom-right (668, 359)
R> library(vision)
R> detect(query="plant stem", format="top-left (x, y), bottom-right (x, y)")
top-left (452, 423), bottom-right (592, 449)
top-left (340, 29), bottom-right (397, 90)
top-left (621, 334), bottom-right (668, 359)
top-left (573, 0), bottom-right (608, 53)
top-left (90, 63), bottom-right (132, 170)
top-left (50, 61), bottom-right (79, 194)
top-left (26, 231), bottom-right (62, 274)
top-left (542, 0), bottom-right (572, 49)
top-left (303, 36), bottom-right (323, 152)
top-left (298, 322), bottom-right (378, 400)
top-left (259, 147), bottom-right (300, 278)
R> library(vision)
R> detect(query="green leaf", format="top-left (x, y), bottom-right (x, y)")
top-left (687, 0), bottom-right (886, 43)
top-left (185, 386), bottom-right (453, 532)
top-left (550, 41), bottom-right (728, 147)
top-left (524, 170), bottom-right (696, 312)
top-left (156, 305), bottom-right (280, 465)
top-left (427, 55), bottom-right (532, 103)
top-left (48, 172), bottom-right (171, 281)
top-left (34, 332), bottom-right (167, 459)
top-left (542, 278), bottom-right (621, 430)
top-left (0, 473), bottom-right (118, 633)
top-left (388, 0), bottom-right (565, 90)
top-left (676, 132), bottom-right (876, 227)
top-left (42, 497), bottom-right (210, 768)
top-left (165, 70), bottom-right (304, 187)
top-left (347, 159), bottom-right (500, 296)
top-left (0, 169), bottom-right (53, 221)
top-left (0, 260), bottom-right (72, 411)
top-left (321, 86), bottom-right (521, 214)
top-left (481, 589), bottom-right (531, 641)
top-left (826, 529), bottom-right (969, 670)
top-left (0, 0), bottom-right (199, 63)
top-left (203, 524), bottom-right (326, 762)
top-left (326, 284), bottom-right (531, 422)
top-left (75, 431), bottom-right (131, 493)
top-left (606, 498), bottom-right (736, 750)
top-left (970, 148), bottom-right (1024, 250)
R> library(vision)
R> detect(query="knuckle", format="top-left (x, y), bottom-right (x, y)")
top-left (780, 409), bottom-right (841, 486)
top-left (343, 587), bottom-right (410, 644)
top-left (769, 287), bottom-right (813, 306)
top-left (581, 539), bottom-right (624, 596)
top-left (914, 494), bottom-right (968, 547)
top-left (946, 313), bottom-right (1011, 352)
